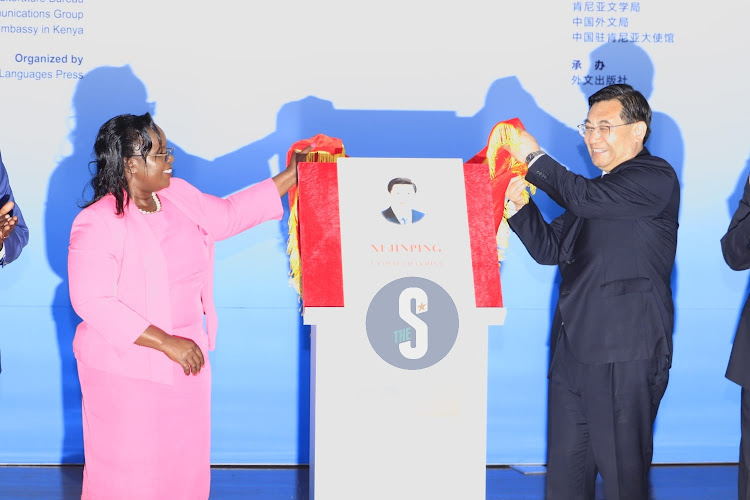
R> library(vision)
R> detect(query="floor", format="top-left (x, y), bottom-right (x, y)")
top-left (0, 464), bottom-right (737, 499)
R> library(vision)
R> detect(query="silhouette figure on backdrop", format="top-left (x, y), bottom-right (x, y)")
top-left (580, 42), bottom-right (684, 181)
top-left (45, 67), bottom-right (154, 466)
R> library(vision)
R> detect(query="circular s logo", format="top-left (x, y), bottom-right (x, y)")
top-left (366, 277), bottom-right (459, 370)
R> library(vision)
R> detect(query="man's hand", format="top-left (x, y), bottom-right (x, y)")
top-left (505, 176), bottom-right (529, 214)
top-left (0, 200), bottom-right (18, 250)
top-left (503, 130), bottom-right (541, 164)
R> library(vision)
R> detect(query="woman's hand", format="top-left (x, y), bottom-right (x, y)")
top-left (135, 325), bottom-right (205, 376)
top-left (272, 145), bottom-right (314, 196)
top-left (161, 335), bottom-right (205, 376)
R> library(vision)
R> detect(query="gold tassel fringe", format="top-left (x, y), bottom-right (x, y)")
top-left (287, 147), bottom-right (346, 301)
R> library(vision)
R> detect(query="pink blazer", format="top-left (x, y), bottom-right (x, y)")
top-left (68, 177), bottom-right (283, 385)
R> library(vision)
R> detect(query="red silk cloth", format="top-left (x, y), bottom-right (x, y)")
top-left (286, 133), bottom-right (347, 206)
top-left (285, 133), bottom-right (346, 166)
top-left (466, 117), bottom-right (525, 234)
top-left (296, 162), bottom-right (344, 306)
top-left (287, 127), bottom-right (511, 309)
top-left (286, 135), bottom-right (347, 307)
top-left (463, 163), bottom-right (503, 307)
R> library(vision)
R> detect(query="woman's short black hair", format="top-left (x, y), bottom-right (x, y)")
top-left (83, 113), bottom-right (162, 215)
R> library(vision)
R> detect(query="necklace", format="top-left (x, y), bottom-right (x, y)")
top-left (138, 192), bottom-right (162, 214)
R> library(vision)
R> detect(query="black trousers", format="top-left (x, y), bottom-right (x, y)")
top-left (739, 388), bottom-right (750, 499)
top-left (545, 332), bottom-right (670, 500)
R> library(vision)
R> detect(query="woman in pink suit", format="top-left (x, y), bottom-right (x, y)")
top-left (68, 113), bottom-right (308, 499)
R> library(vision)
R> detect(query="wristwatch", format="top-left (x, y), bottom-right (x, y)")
top-left (525, 150), bottom-right (545, 164)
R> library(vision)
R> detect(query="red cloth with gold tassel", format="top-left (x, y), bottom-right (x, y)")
top-left (286, 134), bottom-right (347, 302)
top-left (466, 117), bottom-right (534, 263)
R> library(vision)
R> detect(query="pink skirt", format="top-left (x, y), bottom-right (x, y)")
top-left (78, 351), bottom-right (211, 500)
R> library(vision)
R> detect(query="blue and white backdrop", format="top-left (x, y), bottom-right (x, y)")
top-left (0, 0), bottom-right (746, 464)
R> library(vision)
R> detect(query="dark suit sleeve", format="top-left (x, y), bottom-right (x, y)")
top-left (721, 181), bottom-right (750, 271)
top-left (0, 153), bottom-right (28, 267)
top-left (526, 154), bottom-right (675, 220)
top-left (507, 199), bottom-right (563, 266)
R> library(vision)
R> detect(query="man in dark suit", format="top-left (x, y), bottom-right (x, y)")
top-left (0, 150), bottom-right (29, 374)
top-left (504, 84), bottom-right (680, 499)
top-left (382, 177), bottom-right (425, 225)
top-left (0, 151), bottom-right (27, 266)
top-left (721, 173), bottom-right (750, 499)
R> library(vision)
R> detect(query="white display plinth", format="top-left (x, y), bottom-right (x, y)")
top-left (299, 158), bottom-right (505, 500)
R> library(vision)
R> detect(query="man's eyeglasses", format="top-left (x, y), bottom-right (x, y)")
top-left (577, 123), bottom-right (632, 138)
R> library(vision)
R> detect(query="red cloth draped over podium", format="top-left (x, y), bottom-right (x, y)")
top-left (286, 119), bottom-right (529, 309)
top-left (285, 134), bottom-right (347, 308)
top-left (466, 117), bottom-right (528, 235)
